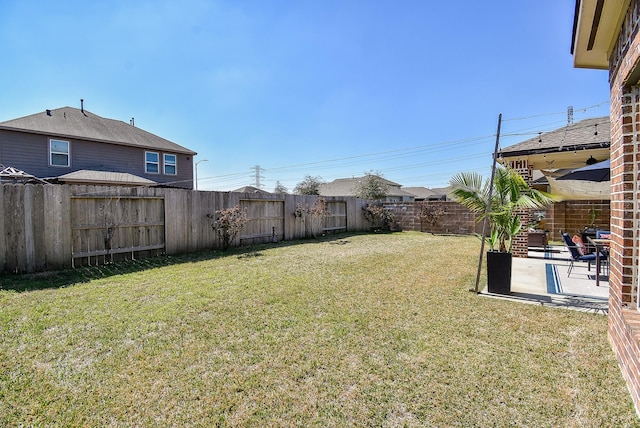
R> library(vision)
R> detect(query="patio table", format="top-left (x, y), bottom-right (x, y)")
top-left (587, 237), bottom-right (610, 287)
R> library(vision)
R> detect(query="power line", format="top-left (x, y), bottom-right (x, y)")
top-left (196, 108), bottom-right (611, 190)
top-left (502, 101), bottom-right (608, 122)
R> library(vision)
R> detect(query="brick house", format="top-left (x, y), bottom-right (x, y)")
top-left (0, 102), bottom-right (197, 189)
top-left (573, 0), bottom-right (640, 413)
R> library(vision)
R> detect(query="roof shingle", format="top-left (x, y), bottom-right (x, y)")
top-left (0, 107), bottom-right (196, 155)
top-left (499, 116), bottom-right (610, 157)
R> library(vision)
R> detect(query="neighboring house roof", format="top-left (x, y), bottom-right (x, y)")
top-left (0, 107), bottom-right (196, 155)
top-left (56, 170), bottom-right (157, 186)
top-left (232, 186), bottom-right (271, 194)
top-left (497, 116), bottom-right (610, 172)
top-left (403, 186), bottom-right (449, 200)
top-left (319, 176), bottom-right (414, 198)
top-left (498, 116), bottom-right (610, 157)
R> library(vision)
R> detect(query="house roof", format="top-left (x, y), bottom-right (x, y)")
top-left (498, 116), bottom-right (610, 158)
top-left (56, 169), bottom-right (157, 186)
top-left (403, 186), bottom-right (449, 200)
top-left (232, 185), bottom-right (271, 194)
top-left (319, 176), bottom-right (413, 197)
top-left (0, 107), bottom-right (196, 155)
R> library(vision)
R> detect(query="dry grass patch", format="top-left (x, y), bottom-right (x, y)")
top-left (0, 232), bottom-right (638, 426)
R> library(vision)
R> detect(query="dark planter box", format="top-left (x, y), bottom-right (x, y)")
top-left (487, 251), bottom-right (512, 294)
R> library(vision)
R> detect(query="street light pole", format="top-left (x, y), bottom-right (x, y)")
top-left (195, 159), bottom-right (208, 190)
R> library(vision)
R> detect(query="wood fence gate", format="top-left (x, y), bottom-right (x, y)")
top-left (238, 199), bottom-right (285, 245)
top-left (70, 195), bottom-right (165, 266)
top-left (323, 200), bottom-right (347, 233)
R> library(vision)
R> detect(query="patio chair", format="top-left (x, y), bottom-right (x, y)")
top-left (561, 232), bottom-right (605, 277)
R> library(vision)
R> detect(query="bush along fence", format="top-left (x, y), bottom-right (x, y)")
top-left (0, 183), bottom-right (481, 274)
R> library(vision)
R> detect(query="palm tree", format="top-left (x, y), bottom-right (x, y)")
top-left (449, 166), bottom-right (556, 253)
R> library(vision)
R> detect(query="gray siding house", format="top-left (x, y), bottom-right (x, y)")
top-left (0, 105), bottom-right (197, 188)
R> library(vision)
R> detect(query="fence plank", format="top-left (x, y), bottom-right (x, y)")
top-left (5, 185), bottom-right (25, 272)
top-left (0, 185), bottom-right (4, 272)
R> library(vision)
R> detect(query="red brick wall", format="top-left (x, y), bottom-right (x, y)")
top-left (544, 200), bottom-right (610, 241)
top-left (383, 201), bottom-right (483, 235)
top-left (606, 1), bottom-right (640, 414)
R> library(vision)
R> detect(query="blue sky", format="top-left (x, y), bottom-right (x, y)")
top-left (0, 1), bottom-right (610, 191)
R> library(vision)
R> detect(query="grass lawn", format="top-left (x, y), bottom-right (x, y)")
top-left (1, 232), bottom-right (638, 426)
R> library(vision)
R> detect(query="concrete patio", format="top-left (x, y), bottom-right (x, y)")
top-left (480, 245), bottom-right (609, 315)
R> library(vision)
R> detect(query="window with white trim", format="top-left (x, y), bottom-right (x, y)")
top-left (49, 139), bottom-right (70, 167)
top-left (164, 153), bottom-right (177, 175)
top-left (145, 151), bottom-right (159, 174)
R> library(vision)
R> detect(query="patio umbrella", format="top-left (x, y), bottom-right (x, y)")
top-left (557, 159), bottom-right (610, 182)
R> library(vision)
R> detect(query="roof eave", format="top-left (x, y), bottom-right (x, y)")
top-left (0, 125), bottom-right (197, 156)
top-left (572, 0), bottom-right (630, 69)
top-left (498, 142), bottom-right (610, 158)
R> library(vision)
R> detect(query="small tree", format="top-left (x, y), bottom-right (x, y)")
top-left (274, 181), bottom-right (288, 194)
top-left (418, 202), bottom-right (445, 234)
top-left (362, 203), bottom-right (394, 231)
top-left (294, 175), bottom-right (324, 195)
top-left (354, 171), bottom-right (389, 201)
top-left (293, 197), bottom-right (331, 238)
top-left (99, 197), bottom-right (123, 263)
top-left (449, 166), bottom-right (556, 252)
top-left (211, 205), bottom-right (248, 250)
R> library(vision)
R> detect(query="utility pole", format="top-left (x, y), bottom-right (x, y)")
top-left (473, 114), bottom-right (502, 293)
top-left (195, 159), bottom-right (208, 190)
top-left (251, 165), bottom-right (265, 188)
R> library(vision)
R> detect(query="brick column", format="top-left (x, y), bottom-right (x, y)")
top-left (546, 201), bottom-right (565, 241)
top-left (609, 82), bottom-right (640, 414)
top-left (612, 86), bottom-right (639, 307)
top-left (506, 159), bottom-right (532, 258)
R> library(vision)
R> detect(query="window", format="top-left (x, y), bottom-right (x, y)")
top-left (145, 151), bottom-right (159, 173)
top-left (49, 139), bottom-right (69, 167)
top-left (164, 153), bottom-right (177, 175)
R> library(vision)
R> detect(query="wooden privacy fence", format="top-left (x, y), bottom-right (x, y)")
top-left (0, 183), bottom-right (483, 274)
top-left (0, 184), bottom-right (370, 274)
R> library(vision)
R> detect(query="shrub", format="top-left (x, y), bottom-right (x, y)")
top-left (418, 202), bottom-right (446, 234)
top-left (293, 175), bottom-right (324, 195)
top-left (354, 171), bottom-right (389, 200)
top-left (362, 203), bottom-right (394, 231)
top-left (211, 205), bottom-right (248, 250)
top-left (293, 197), bottom-right (330, 238)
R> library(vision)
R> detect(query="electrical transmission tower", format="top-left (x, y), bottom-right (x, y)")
top-left (251, 165), bottom-right (265, 188)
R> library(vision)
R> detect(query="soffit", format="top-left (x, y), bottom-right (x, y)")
top-left (500, 147), bottom-right (610, 171)
top-left (572, 0), bottom-right (630, 69)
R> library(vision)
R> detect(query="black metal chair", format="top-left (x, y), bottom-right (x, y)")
top-left (561, 232), bottom-right (605, 277)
